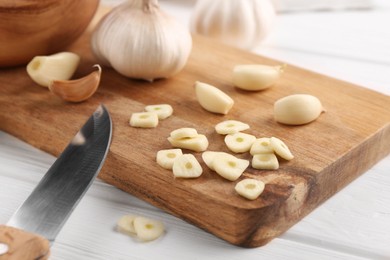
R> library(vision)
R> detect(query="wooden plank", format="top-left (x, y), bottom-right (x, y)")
top-left (0, 29), bottom-right (389, 247)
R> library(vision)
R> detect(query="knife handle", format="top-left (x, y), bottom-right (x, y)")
top-left (0, 225), bottom-right (50, 260)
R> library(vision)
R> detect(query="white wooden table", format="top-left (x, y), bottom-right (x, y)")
top-left (1, 1), bottom-right (389, 259)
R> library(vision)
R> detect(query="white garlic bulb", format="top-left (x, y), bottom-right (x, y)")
top-left (190, 0), bottom-right (276, 50)
top-left (91, 0), bottom-right (192, 80)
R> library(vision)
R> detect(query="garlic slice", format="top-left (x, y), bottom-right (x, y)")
top-left (172, 154), bottom-right (203, 178)
top-left (117, 215), bottom-right (137, 235)
top-left (167, 134), bottom-right (209, 152)
top-left (224, 132), bottom-right (256, 153)
top-left (145, 104), bottom-right (173, 120)
top-left (156, 149), bottom-right (183, 170)
top-left (252, 153), bottom-right (279, 170)
top-left (215, 120), bottom-right (250, 135)
top-left (201, 151), bottom-right (226, 171)
top-left (133, 216), bottom-right (165, 242)
top-left (195, 81), bottom-right (234, 115)
top-left (48, 65), bottom-right (101, 103)
top-left (169, 128), bottom-right (198, 140)
top-left (270, 137), bottom-right (294, 160)
top-left (235, 179), bottom-right (265, 200)
top-left (212, 153), bottom-right (249, 181)
top-left (130, 112), bottom-right (159, 128)
top-left (250, 137), bottom-right (273, 155)
top-left (27, 52), bottom-right (80, 87)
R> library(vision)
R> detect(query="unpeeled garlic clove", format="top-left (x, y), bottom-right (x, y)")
top-left (48, 65), bottom-right (101, 103)
top-left (233, 64), bottom-right (285, 91)
top-left (26, 52), bottom-right (80, 87)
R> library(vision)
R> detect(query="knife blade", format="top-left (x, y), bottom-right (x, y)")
top-left (0, 104), bottom-right (112, 260)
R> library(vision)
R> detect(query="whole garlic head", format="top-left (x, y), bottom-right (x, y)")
top-left (190, 0), bottom-right (276, 50)
top-left (91, 0), bottom-right (192, 80)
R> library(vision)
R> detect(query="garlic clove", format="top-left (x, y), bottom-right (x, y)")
top-left (48, 64), bottom-right (101, 103)
top-left (233, 64), bottom-right (285, 91)
top-left (26, 52), bottom-right (80, 87)
top-left (274, 94), bottom-right (324, 125)
top-left (195, 81), bottom-right (234, 115)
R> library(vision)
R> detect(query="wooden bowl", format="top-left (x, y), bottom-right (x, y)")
top-left (0, 0), bottom-right (100, 67)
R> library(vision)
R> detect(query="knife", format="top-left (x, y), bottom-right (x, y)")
top-left (0, 104), bottom-right (112, 260)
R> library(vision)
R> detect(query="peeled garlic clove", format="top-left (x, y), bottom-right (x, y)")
top-left (233, 64), bottom-right (285, 91)
top-left (48, 65), bottom-right (101, 103)
top-left (133, 216), bottom-right (165, 242)
top-left (195, 81), bottom-right (234, 115)
top-left (274, 94), bottom-right (324, 125)
top-left (27, 52), bottom-right (80, 87)
top-left (91, 0), bottom-right (192, 80)
top-left (235, 179), bottom-right (265, 200)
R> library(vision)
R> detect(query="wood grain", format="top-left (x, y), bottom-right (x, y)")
top-left (0, 29), bottom-right (389, 247)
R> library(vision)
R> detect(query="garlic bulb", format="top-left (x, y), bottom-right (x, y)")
top-left (190, 0), bottom-right (276, 50)
top-left (91, 0), bottom-right (192, 80)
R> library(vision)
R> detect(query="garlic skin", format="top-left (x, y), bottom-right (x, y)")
top-left (190, 0), bottom-right (276, 50)
top-left (48, 65), bottom-right (101, 103)
top-left (91, 0), bottom-right (192, 80)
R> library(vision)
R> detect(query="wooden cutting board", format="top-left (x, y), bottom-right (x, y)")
top-left (1, 28), bottom-right (389, 248)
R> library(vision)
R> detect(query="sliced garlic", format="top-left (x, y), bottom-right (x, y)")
top-left (250, 137), bottom-right (273, 155)
top-left (168, 134), bottom-right (209, 152)
top-left (215, 120), bottom-right (250, 135)
top-left (201, 151), bottom-right (226, 171)
top-left (252, 153), bottom-right (279, 170)
top-left (270, 137), bottom-right (294, 160)
top-left (172, 154), bottom-right (203, 178)
top-left (213, 153), bottom-right (249, 181)
top-left (233, 64), bottom-right (285, 91)
top-left (195, 81), bottom-right (234, 115)
top-left (156, 149), bottom-right (183, 170)
top-left (26, 52), bottom-right (80, 87)
top-left (145, 104), bottom-right (173, 120)
top-left (133, 216), bottom-right (165, 242)
top-left (224, 132), bottom-right (256, 153)
top-left (274, 94), bottom-right (323, 125)
top-left (235, 179), bottom-right (265, 200)
top-left (48, 64), bottom-right (101, 103)
top-left (130, 112), bottom-right (159, 128)
top-left (169, 128), bottom-right (198, 140)
top-left (117, 215), bottom-right (137, 235)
